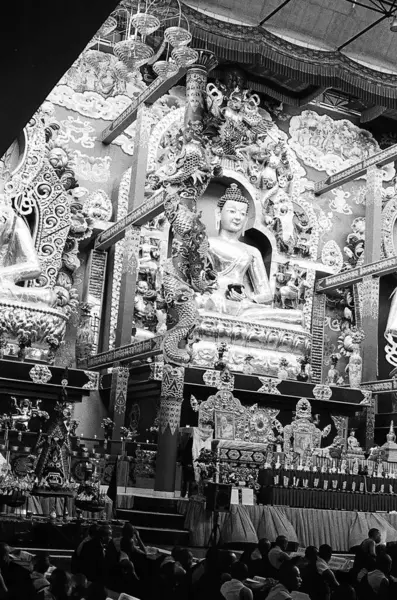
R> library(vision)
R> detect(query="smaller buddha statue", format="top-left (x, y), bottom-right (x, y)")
top-left (381, 421), bottom-right (397, 463)
top-left (139, 236), bottom-right (159, 274)
top-left (197, 183), bottom-right (303, 325)
top-left (346, 429), bottom-right (364, 457)
top-left (0, 190), bottom-right (58, 308)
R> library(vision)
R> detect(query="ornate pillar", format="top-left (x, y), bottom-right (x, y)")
top-left (311, 293), bottom-right (326, 383)
top-left (109, 106), bottom-right (150, 436)
top-left (83, 249), bottom-right (108, 354)
top-left (109, 365), bottom-right (130, 451)
top-left (365, 391), bottom-right (376, 450)
top-left (184, 50), bottom-right (217, 133)
top-left (360, 165), bottom-right (383, 383)
top-left (154, 365), bottom-right (185, 494)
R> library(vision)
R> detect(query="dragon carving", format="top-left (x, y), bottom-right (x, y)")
top-left (155, 131), bottom-right (219, 364)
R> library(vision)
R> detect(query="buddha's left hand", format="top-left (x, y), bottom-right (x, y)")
top-left (227, 286), bottom-right (247, 302)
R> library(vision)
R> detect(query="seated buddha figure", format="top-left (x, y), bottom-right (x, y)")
top-left (0, 192), bottom-right (58, 307)
top-left (197, 183), bottom-right (303, 325)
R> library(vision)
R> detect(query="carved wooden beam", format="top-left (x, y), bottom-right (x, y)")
top-left (316, 256), bottom-right (397, 293)
top-left (99, 70), bottom-right (187, 144)
top-left (82, 334), bottom-right (164, 369)
top-left (94, 190), bottom-right (165, 251)
top-left (361, 379), bottom-right (397, 394)
top-left (314, 143), bottom-right (397, 196)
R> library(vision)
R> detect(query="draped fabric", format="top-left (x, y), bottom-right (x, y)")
top-left (1, 495), bottom-right (113, 520)
top-left (179, 498), bottom-right (397, 551)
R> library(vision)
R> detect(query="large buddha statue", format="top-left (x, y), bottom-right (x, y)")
top-left (197, 184), bottom-right (303, 326)
top-left (0, 192), bottom-right (58, 307)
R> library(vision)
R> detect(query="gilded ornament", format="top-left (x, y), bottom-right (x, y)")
top-left (82, 371), bottom-right (100, 391)
top-left (257, 377), bottom-right (281, 394)
top-left (29, 364), bottom-right (52, 384)
top-left (312, 385), bottom-right (332, 401)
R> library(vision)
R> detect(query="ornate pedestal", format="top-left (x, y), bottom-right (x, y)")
top-left (0, 300), bottom-right (68, 358)
top-left (192, 313), bottom-right (311, 376)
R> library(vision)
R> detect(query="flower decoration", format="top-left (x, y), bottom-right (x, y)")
top-left (279, 357), bottom-right (289, 369)
top-left (195, 449), bottom-right (218, 481)
top-left (101, 418), bottom-right (115, 440)
top-left (120, 426), bottom-right (138, 440)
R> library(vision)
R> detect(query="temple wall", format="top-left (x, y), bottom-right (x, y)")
top-left (28, 48), bottom-right (397, 438)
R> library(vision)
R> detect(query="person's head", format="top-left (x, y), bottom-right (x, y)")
top-left (276, 535), bottom-right (288, 551)
top-left (173, 548), bottom-right (193, 571)
top-left (305, 546), bottom-right (318, 564)
top-left (369, 528), bottom-right (381, 544)
top-left (86, 581), bottom-right (108, 600)
top-left (98, 524), bottom-right (112, 546)
top-left (34, 552), bottom-right (51, 574)
top-left (120, 558), bottom-right (135, 577)
top-left (88, 523), bottom-right (99, 540)
top-left (218, 550), bottom-right (237, 575)
top-left (278, 562), bottom-right (302, 592)
top-left (230, 561), bottom-right (248, 582)
top-left (376, 552), bottom-right (392, 576)
top-left (0, 543), bottom-right (10, 568)
top-left (333, 584), bottom-right (357, 600)
top-left (49, 569), bottom-right (71, 599)
top-left (122, 522), bottom-right (134, 540)
top-left (319, 544), bottom-right (332, 563)
top-left (71, 574), bottom-right (87, 599)
top-left (258, 538), bottom-right (271, 557)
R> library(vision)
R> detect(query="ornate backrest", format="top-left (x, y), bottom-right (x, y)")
top-left (30, 160), bottom-right (71, 288)
top-left (199, 391), bottom-right (281, 444)
top-left (5, 114), bottom-right (71, 289)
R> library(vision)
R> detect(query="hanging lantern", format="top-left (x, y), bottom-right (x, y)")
top-left (153, 59), bottom-right (179, 79)
top-left (164, 26), bottom-right (192, 47)
top-left (114, 38), bottom-right (154, 69)
top-left (171, 46), bottom-right (199, 68)
top-left (131, 12), bottom-right (161, 36)
top-left (97, 15), bottom-right (118, 37)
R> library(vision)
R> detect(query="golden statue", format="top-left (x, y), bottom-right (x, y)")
top-left (198, 184), bottom-right (303, 325)
top-left (0, 192), bottom-right (58, 307)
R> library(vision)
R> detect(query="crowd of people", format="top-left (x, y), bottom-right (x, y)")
top-left (1, 523), bottom-right (397, 599)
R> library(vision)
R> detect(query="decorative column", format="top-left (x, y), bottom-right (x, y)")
top-left (154, 365), bottom-right (185, 494)
top-left (311, 294), bottom-right (326, 383)
top-left (365, 391), bottom-right (376, 450)
top-left (109, 106), bottom-right (150, 437)
top-left (361, 165), bottom-right (383, 383)
top-left (154, 51), bottom-right (217, 494)
top-left (184, 50), bottom-right (217, 132)
top-left (83, 249), bottom-right (108, 354)
top-left (109, 365), bottom-right (130, 452)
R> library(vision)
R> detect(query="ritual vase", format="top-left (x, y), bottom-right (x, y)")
top-left (278, 366), bottom-right (289, 380)
top-left (296, 365), bottom-right (309, 382)
top-left (348, 344), bottom-right (362, 388)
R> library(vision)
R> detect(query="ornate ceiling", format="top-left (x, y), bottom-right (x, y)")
top-left (182, 0), bottom-right (397, 121)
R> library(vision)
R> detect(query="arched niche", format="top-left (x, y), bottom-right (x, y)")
top-left (197, 170), bottom-right (282, 294)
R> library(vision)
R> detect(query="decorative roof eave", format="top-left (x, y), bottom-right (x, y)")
top-left (182, 3), bottom-right (397, 109)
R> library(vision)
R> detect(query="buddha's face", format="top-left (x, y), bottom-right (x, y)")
top-left (219, 200), bottom-right (248, 234)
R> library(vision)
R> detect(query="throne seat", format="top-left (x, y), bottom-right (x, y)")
top-left (192, 312), bottom-right (311, 376)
